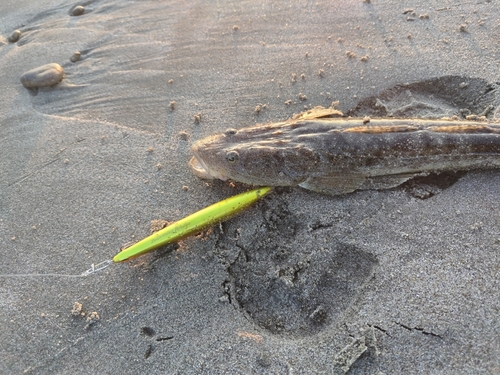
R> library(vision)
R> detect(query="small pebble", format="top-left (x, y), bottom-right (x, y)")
top-left (70, 51), bottom-right (81, 62)
top-left (85, 311), bottom-right (100, 324)
top-left (71, 302), bottom-right (83, 316)
top-left (70, 5), bottom-right (85, 16)
top-left (8, 30), bottom-right (21, 43)
top-left (150, 220), bottom-right (169, 233)
top-left (20, 63), bottom-right (64, 88)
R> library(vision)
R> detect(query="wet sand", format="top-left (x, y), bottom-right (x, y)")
top-left (1, 1), bottom-right (499, 374)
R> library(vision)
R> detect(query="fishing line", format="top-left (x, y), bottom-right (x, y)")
top-left (0, 187), bottom-right (273, 279)
top-left (0, 259), bottom-right (113, 278)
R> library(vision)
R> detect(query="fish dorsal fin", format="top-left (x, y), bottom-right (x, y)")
top-left (292, 106), bottom-right (344, 121)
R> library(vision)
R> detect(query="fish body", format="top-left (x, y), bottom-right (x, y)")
top-left (189, 108), bottom-right (500, 195)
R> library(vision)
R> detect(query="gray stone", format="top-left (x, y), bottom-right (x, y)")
top-left (8, 30), bottom-right (21, 43)
top-left (70, 51), bottom-right (81, 63)
top-left (70, 5), bottom-right (85, 16)
top-left (20, 63), bottom-right (64, 88)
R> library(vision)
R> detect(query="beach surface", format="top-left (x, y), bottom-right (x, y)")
top-left (1, 0), bottom-right (499, 374)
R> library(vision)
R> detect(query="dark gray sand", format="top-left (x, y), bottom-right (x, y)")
top-left (1, 1), bottom-right (499, 374)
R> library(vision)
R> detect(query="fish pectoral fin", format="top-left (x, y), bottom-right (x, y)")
top-left (359, 173), bottom-right (427, 190)
top-left (298, 173), bottom-right (367, 195)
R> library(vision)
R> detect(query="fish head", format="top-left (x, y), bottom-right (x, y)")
top-left (190, 125), bottom-right (315, 186)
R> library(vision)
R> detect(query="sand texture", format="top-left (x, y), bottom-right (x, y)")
top-left (1, 0), bottom-right (499, 374)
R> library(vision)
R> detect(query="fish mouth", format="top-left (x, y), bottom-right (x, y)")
top-left (189, 156), bottom-right (228, 181)
top-left (189, 156), bottom-right (214, 179)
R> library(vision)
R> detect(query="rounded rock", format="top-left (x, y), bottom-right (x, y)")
top-left (70, 5), bottom-right (85, 16)
top-left (8, 30), bottom-right (21, 43)
top-left (20, 63), bottom-right (64, 89)
top-left (70, 51), bottom-right (81, 63)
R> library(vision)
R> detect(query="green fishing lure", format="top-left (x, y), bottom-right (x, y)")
top-left (113, 186), bottom-right (272, 262)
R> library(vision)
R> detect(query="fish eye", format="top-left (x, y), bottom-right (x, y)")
top-left (225, 150), bottom-right (240, 162)
top-left (224, 128), bottom-right (237, 136)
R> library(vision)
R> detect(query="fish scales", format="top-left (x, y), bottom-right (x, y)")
top-left (189, 109), bottom-right (500, 195)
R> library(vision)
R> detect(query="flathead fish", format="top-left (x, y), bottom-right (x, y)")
top-left (189, 107), bottom-right (500, 195)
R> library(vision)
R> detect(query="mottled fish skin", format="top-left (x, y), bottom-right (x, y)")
top-left (190, 108), bottom-right (500, 195)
